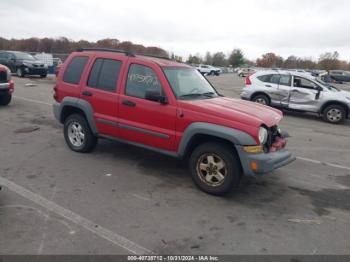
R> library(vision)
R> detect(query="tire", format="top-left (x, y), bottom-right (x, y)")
top-left (17, 67), bottom-right (25, 77)
top-left (210, 71), bottom-right (215, 76)
top-left (252, 94), bottom-right (270, 106)
top-left (0, 94), bottom-right (12, 106)
top-left (189, 142), bottom-right (241, 195)
top-left (322, 104), bottom-right (346, 124)
top-left (63, 114), bottom-right (97, 153)
top-left (40, 73), bottom-right (47, 78)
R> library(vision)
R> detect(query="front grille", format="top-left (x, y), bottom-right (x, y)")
top-left (0, 71), bottom-right (7, 83)
top-left (264, 125), bottom-right (280, 152)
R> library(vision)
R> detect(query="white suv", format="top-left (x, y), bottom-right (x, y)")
top-left (240, 70), bottom-right (350, 124)
top-left (195, 64), bottom-right (221, 76)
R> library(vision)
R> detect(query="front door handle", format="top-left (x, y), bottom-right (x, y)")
top-left (265, 84), bottom-right (272, 87)
top-left (122, 99), bottom-right (136, 107)
top-left (82, 91), bottom-right (92, 96)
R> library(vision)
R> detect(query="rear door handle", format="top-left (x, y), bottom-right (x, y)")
top-left (122, 99), bottom-right (136, 107)
top-left (265, 84), bottom-right (272, 87)
top-left (82, 91), bottom-right (92, 96)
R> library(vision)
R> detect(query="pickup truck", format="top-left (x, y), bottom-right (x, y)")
top-left (53, 48), bottom-right (295, 195)
top-left (0, 64), bottom-right (14, 106)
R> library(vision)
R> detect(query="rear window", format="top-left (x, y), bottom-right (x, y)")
top-left (87, 58), bottom-right (122, 92)
top-left (63, 56), bottom-right (89, 84)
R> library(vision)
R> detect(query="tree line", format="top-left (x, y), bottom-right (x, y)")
top-left (0, 37), bottom-right (168, 57)
top-left (1, 37), bottom-right (349, 70)
top-left (187, 49), bottom-right (350, 71)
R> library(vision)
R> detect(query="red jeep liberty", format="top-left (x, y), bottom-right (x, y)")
top-left (53, 48), bottom-right (295, 195)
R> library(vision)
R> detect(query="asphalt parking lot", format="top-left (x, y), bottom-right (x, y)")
top-left (1, 74), bottom-right (350, 255)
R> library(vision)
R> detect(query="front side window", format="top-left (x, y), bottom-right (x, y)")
top-left (293, 76), bottom-right (318, 90)
top-left (164, 67), bottom-right (218, 100)
top-left (125, 64), bottom-right (162, 99)
top-left (87, 58), bottom-right (122, 92)
top-left (63, 56), bottom-right (89, 85)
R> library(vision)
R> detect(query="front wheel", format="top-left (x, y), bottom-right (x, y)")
top-left (189, 142), bottom-right (241, 195)
top-left (64, 114), bottom-right (97, 153)
top-left (0, 94), bottom-right (12, 106)
top-left (322, 104), bottom-right (346, 124)
top-left (17, 67), bottom-right (25, 77)
top-left (40, 73), bottom-right (47, 78)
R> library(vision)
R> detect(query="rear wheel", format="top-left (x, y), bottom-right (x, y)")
top-left (189, 142), bottom-right (241, 195)
top-left (64, 114), bottom-right (97, 152)
top-left (322, 104), bottom-right (346, 124)
top-left (0, 94), bottom-right (12, 106)
top-left (252, 94), bottom-right (270, 105)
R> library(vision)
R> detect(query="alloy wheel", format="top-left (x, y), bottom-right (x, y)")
top-left (68, 121), bottom-right (85, 147)
top-left (196, 153), bottom-right (227, 187)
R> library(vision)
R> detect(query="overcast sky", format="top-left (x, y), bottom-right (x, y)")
top-left (1, 0), bottom-right (350, 61)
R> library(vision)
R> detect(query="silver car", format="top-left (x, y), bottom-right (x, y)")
top-left (241, 70), bottom-right (350, 124)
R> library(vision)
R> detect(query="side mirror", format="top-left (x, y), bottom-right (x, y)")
top-left (145, 90), bottom-right (168, 104)
top-left (315, 87), bottom-right (322, 99)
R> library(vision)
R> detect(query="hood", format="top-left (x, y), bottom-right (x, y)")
top-left (22, 59), bottom-right (44, 64)
top-left (180, 97), bottom-right (283, 128)
top-left (340, 90), bottom-right (350, 97)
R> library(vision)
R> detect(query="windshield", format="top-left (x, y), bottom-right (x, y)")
top-left (163, 67), bottom-right (219, 100)
top-left (15, 52), bottom-right (36, 61)
top-left (315, 79), bottom-right (340, 92)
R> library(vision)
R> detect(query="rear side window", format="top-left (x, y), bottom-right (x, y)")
top-left (270, 74), bottom-right (280, 84)
top-left (279, 75), bottom-right (291, 86)
top-left (63, 56), bottom-right (88, 84)
top-left (87, 58), bottom-right (122, 92)
top-left (258, 74), bottom-right (280, 84)
top-left (257, 74), bottom-right (272, 83)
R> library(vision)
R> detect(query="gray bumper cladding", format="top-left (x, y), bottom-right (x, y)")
top-left (236, 146), bottom-right (296, 176)
top-left (53, 102), bottom-right (61, 122)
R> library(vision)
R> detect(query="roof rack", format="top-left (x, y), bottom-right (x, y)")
top-left (76, 48), bottom-right (172, 61)
top-left (135, 53), bottom-right (171, 60)
top-left (76, 48), bottom-right (135, 57)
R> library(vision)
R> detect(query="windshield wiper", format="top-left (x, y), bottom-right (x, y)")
top-left (179, 92), bottom-right (217, 99)
top-left (201, 92), bottom-right (216, 97)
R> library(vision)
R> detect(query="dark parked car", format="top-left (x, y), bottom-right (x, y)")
top-left (0, 51), bottom-right (48, 78)
top-left (330, 71), bottom-right (350, 83)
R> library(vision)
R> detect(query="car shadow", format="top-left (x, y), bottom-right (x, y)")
top-left (282, 110), bottom-right (350, 126)
top-left (94, 139), bottom-right (291, 206)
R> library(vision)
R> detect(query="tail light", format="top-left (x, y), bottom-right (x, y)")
top-left (245, 75), bottom-right (252, 85)
top-left (8, 80), bottom-right (14, 93)
top-left (53, 85), bottom-right (58, 101)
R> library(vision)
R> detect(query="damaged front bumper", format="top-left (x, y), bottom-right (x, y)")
top-left (235, 145), bottom-right (296, 176)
